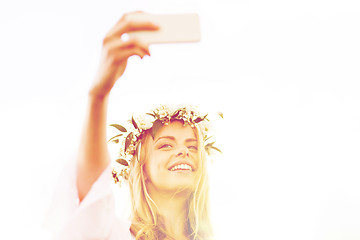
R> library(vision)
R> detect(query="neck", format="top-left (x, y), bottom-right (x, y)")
top-left (148, 189), bottom-right (191, 239)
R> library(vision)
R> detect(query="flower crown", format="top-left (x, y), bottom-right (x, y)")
top-left (109, 105), bottom-right (221, 185)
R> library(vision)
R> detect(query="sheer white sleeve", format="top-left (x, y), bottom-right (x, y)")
top-left (44, 159), bottom-right (133, 240)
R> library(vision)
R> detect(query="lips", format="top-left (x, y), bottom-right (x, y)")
top-left (168, 162), bottom-right (194, 172)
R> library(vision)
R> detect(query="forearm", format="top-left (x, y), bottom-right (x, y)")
top-left (76, 91), bottom-right (111, 201)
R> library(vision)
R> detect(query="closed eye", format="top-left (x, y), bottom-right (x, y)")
top-left (188, 145), bottom-right (198, 150)
top-left (159, 144), bottom-right (173, 149)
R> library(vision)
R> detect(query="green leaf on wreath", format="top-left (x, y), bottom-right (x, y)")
top-left (204, 135), bottom-right (212, 142)
top-left (194, 114), bottom-right (208, 123)
top-left (132, 116), bottom-right (138, 130)
top-left (210, 146), bottom-right (222, 154)
top-left (108, 134), bottom-right (123, 143)
top-left (205, 142), bottom-right (215, 148)
top-left (116, 158), bottom-right (129, 166)
top-left (110, 124), bottom-right (127, 132)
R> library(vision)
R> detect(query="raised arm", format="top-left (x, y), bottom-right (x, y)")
top-left (76, 13), bottom-right (158, 202)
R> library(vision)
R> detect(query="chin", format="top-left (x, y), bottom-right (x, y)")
top-left (148, 171), bottom-right (197, 194)
top-left (168, 177), bottom-right (197, 193)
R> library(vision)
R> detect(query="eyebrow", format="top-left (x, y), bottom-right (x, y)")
top-left (155, 136), bottom-right (197, 143)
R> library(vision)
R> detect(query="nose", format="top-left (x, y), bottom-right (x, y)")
top-left (177, 146), bottom-right (189, 157)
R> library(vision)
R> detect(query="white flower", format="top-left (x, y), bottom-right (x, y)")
top-left (155, 105), bottom-right (171, 118)
top-left (135, 114), bottom-right (153, 130)
top-left (140, 121), bottom-right (153, 130)
top-left (158, 109), bottom-right (167, 118)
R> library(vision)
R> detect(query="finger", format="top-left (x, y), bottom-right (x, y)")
top-left (122, 21), bottom-right (159, 33)
top-left (106, 19), bottom-right (159, 41)
top-left (107, 21), bottom-right (159, 41)
top-left (107, 38), bottom-right (150, 56)
top-left (119, 38), bottom-right (150, 55)
top-left (113, 48), bottom-right (148, 63)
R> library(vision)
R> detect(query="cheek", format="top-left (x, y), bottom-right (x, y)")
top-left (144, 153), bottom-right (168, 180)
top-left (190, 151), bottom-right (199, 161)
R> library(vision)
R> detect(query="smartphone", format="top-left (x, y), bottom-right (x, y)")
top-left (126, 13), bottom-right (201, 44)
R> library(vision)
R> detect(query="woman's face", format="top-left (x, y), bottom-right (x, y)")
top-left (143, 120), bottom-right (199, 194)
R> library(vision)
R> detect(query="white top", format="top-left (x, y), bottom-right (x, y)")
top-left (45, 160), bottom-right (135, 240)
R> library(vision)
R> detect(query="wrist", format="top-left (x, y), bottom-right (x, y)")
top-left (88, 86), bottom-right (110, 100)
top-left (88, 89), bottom-right (110, 105)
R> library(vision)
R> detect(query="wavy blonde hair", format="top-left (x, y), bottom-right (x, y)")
top-left (128, 123), bottom-right (213, 240)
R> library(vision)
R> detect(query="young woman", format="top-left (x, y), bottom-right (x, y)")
top-left (48, 12), bottom-right (217, 240)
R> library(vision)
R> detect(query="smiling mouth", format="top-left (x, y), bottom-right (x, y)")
top-left (169, 164), bottom-right (193, 171)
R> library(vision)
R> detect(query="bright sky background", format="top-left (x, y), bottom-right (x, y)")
top-left (1, 0), bottom-right (360, 239)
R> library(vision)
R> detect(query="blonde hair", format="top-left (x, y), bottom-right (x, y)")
top-left (128, 123), bottom-right (213, 240)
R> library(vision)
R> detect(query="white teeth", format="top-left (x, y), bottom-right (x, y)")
top-left (170, 164), bottom-right (192, 171)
